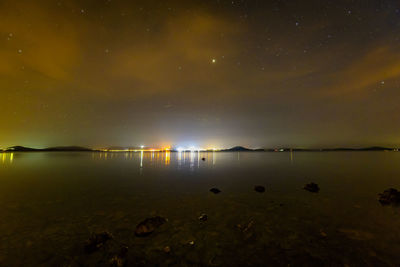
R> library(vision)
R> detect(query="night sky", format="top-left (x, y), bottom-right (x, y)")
top-left (1, 0), bottom-right (400, 148)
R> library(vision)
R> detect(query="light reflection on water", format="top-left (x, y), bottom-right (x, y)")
top-left (1, 152), bottom-right (13, 164)
top-left (165, 151), bottom-right (170, 166)
top-left (89, 151), bottom-right (222, 170)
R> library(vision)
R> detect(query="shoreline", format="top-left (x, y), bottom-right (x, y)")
top-left (1, 149), bottom-right (399, 153)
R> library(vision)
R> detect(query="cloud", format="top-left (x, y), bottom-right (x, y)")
top-left (106, 13), bottom-right (244, 95)
top-left (0, 1), bottom-right (81, 81)
top-left (323, 45), bottom-right (400, 96)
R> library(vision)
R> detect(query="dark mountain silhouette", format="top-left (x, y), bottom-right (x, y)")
top-left (5, 146), bottom-right (39, 151)
top-left (273, 147), bottom-right (394, 152)
top-left (222, 146), bottom-right (254, 151)
top-left (3, 146), bottom-right (94, 152)
top-left (44, 146), bottom-right (93, 151)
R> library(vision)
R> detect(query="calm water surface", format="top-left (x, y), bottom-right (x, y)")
top-left (1, 151), bottom-right (400, 266)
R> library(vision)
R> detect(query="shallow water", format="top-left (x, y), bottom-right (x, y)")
top-left (1, 151), bottom-right (400, 266)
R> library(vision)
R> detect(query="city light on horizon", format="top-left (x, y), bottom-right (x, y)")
top-left (99, 145), bottom-right (220, 153)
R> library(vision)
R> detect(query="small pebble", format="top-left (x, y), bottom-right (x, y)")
top-left (254, 185), bottom-right (265, 193)
top-left (304, 182), bottom-right (320, 193)
top-left (320, 230), bottom-right (327, 238)
top-left (210, 188), bottom-right (221, 194)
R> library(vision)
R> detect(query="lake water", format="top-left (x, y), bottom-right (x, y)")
top-left (1, 151), bottom-right (400, 266)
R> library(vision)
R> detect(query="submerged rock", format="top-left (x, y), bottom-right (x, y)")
top-left (320, 230), bottom-right (327, 238)
top-left (304, 183), bottom-right (320, 193)
top-left (135, 216), bottom-right (168, 237)
top-left (109, 246), bottom-right (128, 267)
top-left (198, 214), bottom-right (208, 222)
top-left (210, 188), bottom-right (221, 194)
top-left (163, 246), bottom-right (171, 253)
top-left (236, 220), bottom-right (255, 240)
top-left (84, 231), bottom-right (113, 254)
top-left (202, 157), bottom-right (206, 161)
top-left (378, 188), bottom-right (400, 206)
top-left (237, 220), bottom-right (254, 233)
top-left (254, 185), bottom-right (265, 193)
top-left (338, 228), bottom-right (374, 241)
top-left (110, 256), bottom-right (125, 267)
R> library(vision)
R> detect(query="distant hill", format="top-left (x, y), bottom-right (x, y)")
top-left (221, 146), bottom-right (264, 152)
top-left (312, 147), bottom-right (392, 152)
top-left (358, 146), bottom-right (392, 151)
top-left (5, 146), bottom-right (39, 151)
top-left (3, 146), bottom-right (94, 152)
top-left (272, 147), bottom-right (394, 152)
top-left (44, 146), bottom-right (93, 151)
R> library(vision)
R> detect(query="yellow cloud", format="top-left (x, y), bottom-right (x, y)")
top-left (0, 1), bottom-right (81, 81)
top-left (108, 13), bottom-right (244, 94)
top-left (324, 45), bottom-right (400, 96)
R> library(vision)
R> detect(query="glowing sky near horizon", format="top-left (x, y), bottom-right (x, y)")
top-left (1, 0), bottom-right (400, 148)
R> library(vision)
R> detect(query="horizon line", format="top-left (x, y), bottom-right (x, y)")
top-left (1, 145), bottom-right (400, 152)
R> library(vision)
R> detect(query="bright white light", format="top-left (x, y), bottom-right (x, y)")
top-left (140, 145), bottom-right (144, 149)
top-left (176, 146), bottom-right (210, 152)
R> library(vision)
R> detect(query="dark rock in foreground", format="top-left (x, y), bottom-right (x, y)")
top-left (198, 214), bottom-right (208, 221)
top-left (254, 185), bottom-right (265, 193)
top-left (135, 216), bottom-right (168, 237)
top-left (304, 183), bottom-right (320, 193)
top-left (201, 157), bottom-right (206, 161)
top-left (210, 188), bottom-right (221, 194)
top-left (84, 231), bottom-right (113, 254)
top-left (378, 188), bottom-right (400, 206)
